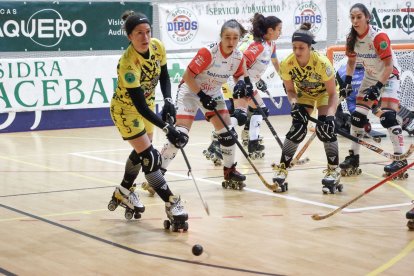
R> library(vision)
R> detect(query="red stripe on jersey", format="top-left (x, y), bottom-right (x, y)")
top-left (244, 42), bottom-right (264, 68)
top-left (177, 114), bottom-right (196, 120)
top-left (381, 97), bottom-right (400, 104)
top-left (373, 33), bottom-right (392, 60)
top-left (188, 47), bottom-right (212, 75)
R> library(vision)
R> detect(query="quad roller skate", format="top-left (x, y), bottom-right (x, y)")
top-left (163, 195), bottom-right (188, 232)
top-left (248, 139), bottom-right (265, 159)
top-left (141, 182), bottom-right (155, 197)
top-left (339, 150), bottom-right (362, 176)
top-left (202, 133), bottom-right (223, 166)
top-left (383, 159), bottom-right (409, 179)
top-left (322, 166), bottom-right (343, 194)
top-left (406, 206), bottom-right (414, 230)
top-left (402, 112), bottom-right (414, 136)
top-left (107, 184), bottom-right (145, 220)
top-left (222, 163), bottom-right (246, 190)
top-left (272, 163), bottom-right (288, 193)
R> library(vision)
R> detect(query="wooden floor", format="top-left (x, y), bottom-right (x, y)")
top-left (1, 115), bottom-right (414, 276)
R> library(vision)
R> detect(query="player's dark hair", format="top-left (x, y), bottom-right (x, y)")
top-left (346, 3), bottom-right (371, 54)
top-left (292, 22), bottom-right (315, 46)
top-left (251, 13), bottom-right (282, 42)
top-left (220, 19), bottom-right (248, 38)
top-left (122, 10), bottom-right (150, 35)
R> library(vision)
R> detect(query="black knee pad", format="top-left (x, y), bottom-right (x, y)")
top-left (286, 122), bottom-right (307, 143)
top-left (351, 111), bottom-right (368, 128)
top-left (231, 109), bottom-right (247, 126)
top-left (253, 107), bottom-right (269, 117)
top-left (315, 115), bottom-right (337, 143)
top-left (138, 146), bottom-right (162, 174)
top-left (128, 150), bottom-right (140, 165)
top-left (217, 128), bottom-right (238, 147)
top-left (380, 110), bottom-right (399, 129)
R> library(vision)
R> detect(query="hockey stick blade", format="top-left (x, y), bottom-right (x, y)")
top-left (308, 116), bottom-right (414, 161)
top-left (312, 160), bottom-right (414, 221)
top-left (213, 109), bottom-right (278, 192)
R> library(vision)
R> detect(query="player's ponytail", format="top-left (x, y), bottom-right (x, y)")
top-left (251, 13), bottom-right (282, 42)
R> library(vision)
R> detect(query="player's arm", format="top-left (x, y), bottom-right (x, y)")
top-left (325, 77), bottom-right (339, 116)
top-left (378, 57), bottom-right (393, 85)
top-left (271, 57), bottom-right (280, 75)
top-left (184, 47), bottom-right (212, 94)
top-left (159, 64), bottom-right (172, 99)
top-left (283, 79), bottom-right (297, 105)
top-left (374, 33), bottom-right (393, 85)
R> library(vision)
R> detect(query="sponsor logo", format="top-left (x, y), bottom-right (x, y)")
top-left (166, 8), bottom-right (198, 44)
top-left (380, 41), bottom-right (388, 49)
top-left (125, 72), bottom-right (135, 83)
top-left (294, 2), bottom-right (323, 34)
top-left (0, 9), bottom-right (87, 47)
top-left (371, 2), bottom-right (414, 35)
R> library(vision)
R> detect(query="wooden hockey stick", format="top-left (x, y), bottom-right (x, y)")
top-left (312, 161), bottom-right (414, 221)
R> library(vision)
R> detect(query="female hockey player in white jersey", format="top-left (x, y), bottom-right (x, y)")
top-left (160, 19), bottom-right (248, 190)
top-left (338, 3), bottom-right (408, 178)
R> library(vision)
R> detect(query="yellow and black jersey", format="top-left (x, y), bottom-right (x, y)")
top-left (279, 51), bottom-right (334, 97)
top-left (113, 38), bottom-right (167, 108)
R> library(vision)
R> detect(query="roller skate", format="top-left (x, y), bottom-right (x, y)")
top-left (202, 133), bottom-right (223, 166)
top-left (272, 163), bottom-right (288, 193)
top-left (248, 139), bottom-right (265, 159)
top-left (406, 206), bottom-right (414, 230)
top-left (163, 195), bottom-right (188, 232)
top-left (322, 165), bottom-right (343, 194)
top-left (339, 150), bottom-right (361, 176)
top-left (107, 184), bottom-right (145, 220)
top-left (402, 113), bottom-right (414, 136)
top-left (383, 159), bottom-right (409, 179)
top-left (222, 163), bottom-right (246, 190)
top-left (141, 181), bottom-right (156, 197)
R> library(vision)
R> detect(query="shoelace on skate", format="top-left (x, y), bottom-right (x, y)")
top-left (323, 169), bottom-right (339, 179)
top-left (129, 192), bottom-right (143, 207)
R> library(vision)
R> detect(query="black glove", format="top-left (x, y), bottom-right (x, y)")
top-left (244, 77), bottom-right (254, 97)
top-left (163, 124), bottom-right (189, 148)
top-left (256, 79), bottom-right (268, 92)
top-left (161, 98), bottom-right (176, 124)
top-left (363, 81), bottom-right (383, 102)
top-left (197, 90), bottom-right (217, 110)
top-left (290, 103), bottom-right (308, 123)
top-left (233, 80), bottom-right (246, 99)
top-left (316, 116), bottom-right (336, 141)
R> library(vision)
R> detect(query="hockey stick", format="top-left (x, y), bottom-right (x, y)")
top-left (308, 116), bottom-right (414, 161)
top-left (312, 160), bottom-right (414, 221)
top-left (262, 90), bottom-right (283, 109)
top-left (213, 109), bottom-right (278, 192)
top-left (167, 115), bottom-right (210, 215)
top-left (249, 93), bottom-right (283, 148)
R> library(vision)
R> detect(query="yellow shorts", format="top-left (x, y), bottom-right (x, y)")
top-left (110, 99), bottom-right (155, 140)
top-left (297, 91), bottom-right (329, 108)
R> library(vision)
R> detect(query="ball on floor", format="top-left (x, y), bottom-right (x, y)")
top-left (192, 244), bottom-right (203, 256)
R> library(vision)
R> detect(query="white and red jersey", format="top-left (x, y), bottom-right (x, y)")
top-left (346, 25), bottom-right (400, 80)
top-left (243, 40), bottom-right (277, 83)
top-left (185, 42), bottom-right (244, 94)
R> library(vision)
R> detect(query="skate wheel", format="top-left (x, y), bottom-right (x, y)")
top-left (108, 200), bottom-right (117, 211)
top-left (403, 173), bottom-right (409, 179)
top-left (134, 212), bottom-right (142, 219)
top-left (340, 170), bottom-right (347, 177)
top-left (125, 209), bottom-right (134, 220)
top-left (183, 222), bottom-right (189, 231)
top-left (337, 184), bottom-right (343, 192)
top-left (222, 181), bottom-right (227, 189)
top-left (407, 220), bottom-right (414, 230)
top-left (210, 153), bottom-right (216, 160)
top-left (322, 187), bottom-right (329, 194)
top-left (260, 152), bottom-right (265, 158)
top-left (171, 223), bottom-right (178, 232)
top-left (357, 168), bottom-right (362, 175)
top-left (163, 220), bottom-right (171, 230)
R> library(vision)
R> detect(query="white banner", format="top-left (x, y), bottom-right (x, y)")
top-left (0, 55), bottom-right (120, 113)
top-left (0, 48), bottom-right (295, 114)
top-left (158, 0), bottom-right (328, 50)
top-left (337, 0), bottom-right (414, 41)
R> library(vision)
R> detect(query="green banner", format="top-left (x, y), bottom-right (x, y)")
top-left (0, 1), bottom-right (152, 51)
